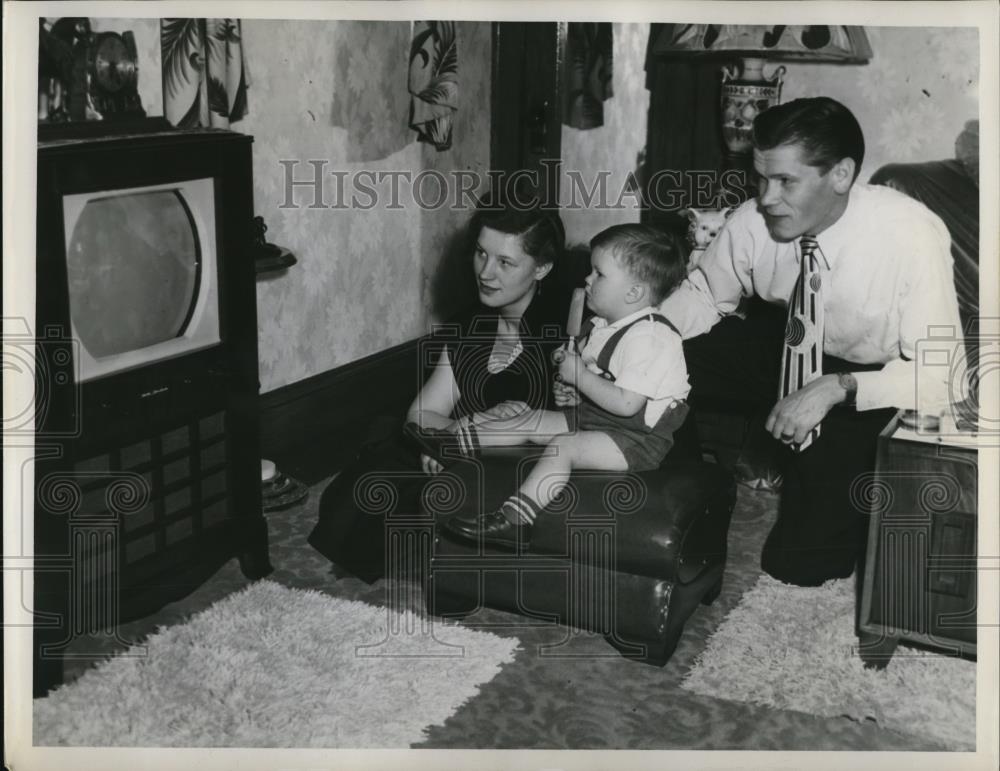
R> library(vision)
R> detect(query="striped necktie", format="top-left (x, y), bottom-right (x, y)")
top-left (779, 235), bottom-right (825, 451)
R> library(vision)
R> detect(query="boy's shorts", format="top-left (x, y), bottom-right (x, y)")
top-left (564, 399), bottom-right (690, 472)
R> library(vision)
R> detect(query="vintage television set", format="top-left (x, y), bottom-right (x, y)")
top-left (34, 126), bottom-right (272, 695)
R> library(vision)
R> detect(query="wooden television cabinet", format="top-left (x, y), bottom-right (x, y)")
top-left (33, 127), bottom-right (273, 695)
top-left (857, 410), bottom-right (978, 667)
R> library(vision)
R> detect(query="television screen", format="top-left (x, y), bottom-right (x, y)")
top-left (67, 190), bottom-right (201, 357)
top-left (62, 179), bottom-right (220, 382)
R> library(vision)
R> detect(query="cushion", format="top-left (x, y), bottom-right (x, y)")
top-left (425, 453), bottom-right (734, 583)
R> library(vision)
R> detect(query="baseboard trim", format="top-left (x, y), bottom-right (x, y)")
top-left (259, 337), bottom-right (425, 474)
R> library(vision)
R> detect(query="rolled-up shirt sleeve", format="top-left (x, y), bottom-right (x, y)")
top-left (656, 185), bottom-right (966, 415)
top-left (853, 213), bottom-right (964, 413)
top-left (659, 207), bottom-right (757, 339)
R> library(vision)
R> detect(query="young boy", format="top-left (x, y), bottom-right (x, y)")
top-left (406, 224), bottom-right (690, 547)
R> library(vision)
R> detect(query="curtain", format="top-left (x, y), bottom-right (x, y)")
top-left (408, 21), bottom-right (458, 151)
top-left (161, 18), bottom-right (248, 129)
top-left (642, 23), bottom-right (727, 236)
top-left (562, 22), bottom-right (614, 129)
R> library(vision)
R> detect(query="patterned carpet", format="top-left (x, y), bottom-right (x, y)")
top-left (60, 477), bottom-right (946, 751)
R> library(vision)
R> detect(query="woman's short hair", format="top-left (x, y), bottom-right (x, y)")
top-left (469, 191), bottom-right (565, 267)
top-left (752, 96), bottom-right (865, 181)
top-left (590, 224), bottom-right (686, 305)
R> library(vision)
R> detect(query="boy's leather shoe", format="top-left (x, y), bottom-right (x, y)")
top-left (403, 422), bottom-right (460, 463)
top-left (446, 510), bottom-right (531, 549)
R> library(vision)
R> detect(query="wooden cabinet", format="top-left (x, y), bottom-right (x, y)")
top-left (33, 128), bottom-right (272, 695)
top-left (857, 411), bottom-right (977, 666)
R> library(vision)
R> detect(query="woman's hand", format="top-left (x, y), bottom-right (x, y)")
top-left (553, 381), bottom-right (580, 407)
top-left (420, 453), bottom-right (444, 476)
top-left (468, 400), bottom-right (531, 424)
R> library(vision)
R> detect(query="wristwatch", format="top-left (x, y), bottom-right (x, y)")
top-left (837, 372), bottom-right (858, 407)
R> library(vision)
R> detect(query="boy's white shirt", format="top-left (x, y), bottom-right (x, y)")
top-left (579, 306), bottom-right (691, 427)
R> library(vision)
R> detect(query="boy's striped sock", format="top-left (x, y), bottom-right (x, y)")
top-left (453, 417), bottom-right (480, 457)
top-left (499, 491), bottom-right (542, 525)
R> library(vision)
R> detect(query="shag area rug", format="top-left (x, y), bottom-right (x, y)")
top-left (34, 581), bottom-right (519, 747)
top-left (680, 574), bottom-right (976, 751)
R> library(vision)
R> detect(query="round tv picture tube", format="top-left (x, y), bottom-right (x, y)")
top-left (66, 189), bottom-right (202, 359)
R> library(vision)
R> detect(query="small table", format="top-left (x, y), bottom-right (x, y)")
top-left (856, 410), bottom-right (978, 667)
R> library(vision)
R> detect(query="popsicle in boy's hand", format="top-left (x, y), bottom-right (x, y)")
top-left (553, 287), bottom-right (587, 369)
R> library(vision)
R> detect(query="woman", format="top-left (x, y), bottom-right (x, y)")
top-left (308, 202), bottom-right (568, 582)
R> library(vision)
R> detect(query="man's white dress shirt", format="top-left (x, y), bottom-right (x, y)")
top-left (659, 183), bottom-right (964, 413)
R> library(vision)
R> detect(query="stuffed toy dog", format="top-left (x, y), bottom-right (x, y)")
top-left (682, 207), bottom-right (733, 271)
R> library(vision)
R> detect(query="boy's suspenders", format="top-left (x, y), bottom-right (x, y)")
top-left (577, 312), bottom-right (680, 382)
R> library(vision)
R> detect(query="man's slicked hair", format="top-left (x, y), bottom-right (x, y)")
top-left (752, 96), bottom-right (865, 181)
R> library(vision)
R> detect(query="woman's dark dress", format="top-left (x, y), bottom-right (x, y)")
top-left (307, 291), bottom-right (566, 582)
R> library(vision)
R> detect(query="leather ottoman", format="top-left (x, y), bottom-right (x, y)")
top-left (421, 454), bottom-right (736, 666)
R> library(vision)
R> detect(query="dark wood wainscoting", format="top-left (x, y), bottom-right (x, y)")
top-left (259, 338), bottom-right (425, 484)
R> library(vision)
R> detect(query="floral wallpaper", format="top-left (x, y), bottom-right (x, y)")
top-left (560, 24), bottom-right (650, 247)
top-left (328, 21), bottom-right (413, 162)
top-left (84, 19), bottom-right (977, 396)
top-left (238, 20), bottom-right (491, 393)
top-left (781, 26), bottom-right (979, 182)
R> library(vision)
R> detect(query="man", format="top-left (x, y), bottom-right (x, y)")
top-left (661, 96), bottom-right (964, 587)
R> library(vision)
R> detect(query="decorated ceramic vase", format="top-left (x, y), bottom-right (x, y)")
top-left (720, 58), bottom-right (786, 155)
